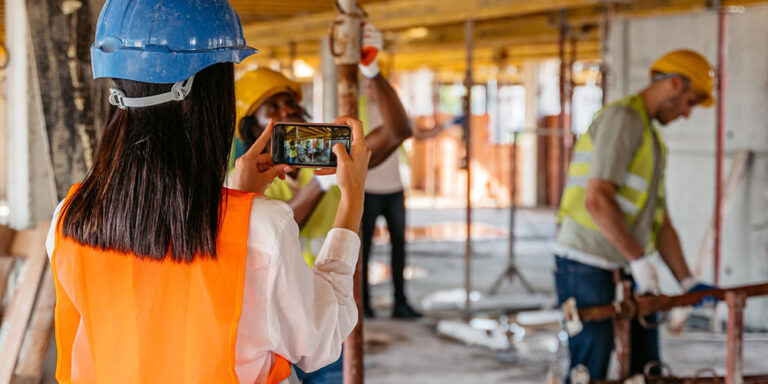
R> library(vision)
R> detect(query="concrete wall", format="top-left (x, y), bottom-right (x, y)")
top-left (607, 6), bottom-right (768, 328)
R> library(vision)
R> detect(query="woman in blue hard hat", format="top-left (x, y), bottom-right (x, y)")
top-left (45, 1), bottom-right (370, 383)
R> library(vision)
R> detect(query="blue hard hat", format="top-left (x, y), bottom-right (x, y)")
top-left (92, 0), bottom-right (258, 84)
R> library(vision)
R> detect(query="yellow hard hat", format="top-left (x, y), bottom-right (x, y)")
top-left (235, 68), bottom-right (302, 138)
top-left (650, 49), bottom-right (715, 108)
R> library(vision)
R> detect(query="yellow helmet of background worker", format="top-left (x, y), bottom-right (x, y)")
top-left (235, 68), bottom-right (302, 139)
top-left (650, 49), bottom-right (715, 108)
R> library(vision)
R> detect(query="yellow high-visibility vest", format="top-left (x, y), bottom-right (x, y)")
top-left (557, 94), bottom-right (667, 253)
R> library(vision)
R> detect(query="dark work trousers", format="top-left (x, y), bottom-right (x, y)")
top-left (361, 191), bottom-right (407, 308)
top-left (554, 256), bottom-right (660, 383)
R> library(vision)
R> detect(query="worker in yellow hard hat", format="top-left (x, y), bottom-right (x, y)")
top-left (233, 23), bottom-right (415, 384)
top-left (554, 49), bottom-right (718, 381)
top-left (233, 67), bottom-right (306, 158)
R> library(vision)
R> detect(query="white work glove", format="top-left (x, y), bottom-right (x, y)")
top-left (314, 174), bottom-right (338, 192)
top-left (629, 257), bottom-right (660, 295)
top-left (359, 23), bottom-right (382, 78)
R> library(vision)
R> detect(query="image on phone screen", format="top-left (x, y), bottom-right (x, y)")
top-left (272, 123), bottom-right (351, 167)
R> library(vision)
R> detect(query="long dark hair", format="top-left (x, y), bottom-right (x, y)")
top-left (61, 63), bottom-right (235, 262)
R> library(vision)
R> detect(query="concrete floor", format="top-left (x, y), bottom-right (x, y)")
top-left (363, 206), bottom-right (768, 383)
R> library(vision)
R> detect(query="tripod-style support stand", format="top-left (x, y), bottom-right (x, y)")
top-left (488, 131), bottom-right (536, 295)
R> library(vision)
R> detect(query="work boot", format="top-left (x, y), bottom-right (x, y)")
top-left (391, 301), bottom-right (422, 319)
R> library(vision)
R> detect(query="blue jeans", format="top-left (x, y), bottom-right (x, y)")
top-left (554, 256), bottom-right (660, 382)
top-left (293, 354), bottom-right (343, 384)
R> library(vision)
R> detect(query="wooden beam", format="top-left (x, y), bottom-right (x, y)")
top-left (239, 10), bottom-right (603, 76)
top-left (243, 0), bottom-right (596, 47)
top-left (388, 14), bottom-right (598, 51)
top-left (390, 40), bottom-right (601, 71)
top-left (0, 258), bottom-right (13, 308)
top-left (565, 0), bottom-right (768, 26)
top-left (242, 0), bottom-right (768, 54)
top-left (232, 2), bottom-right (608, 78)
top-left (241, 38), bottom-right (601, 74)
top-left (27, 0), bottom-right (100, 200)
top-left (239, 44), bottom-right (601, 78)
top-left (0, 223), bottom-right (49, 384)
top-left (12, 267), bottom-right (56, 384)
top-left (398, 34), bottom-right (583, 53)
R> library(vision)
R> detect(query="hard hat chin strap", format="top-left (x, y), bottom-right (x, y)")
top-left (108, 75), bottom-right (195, 109)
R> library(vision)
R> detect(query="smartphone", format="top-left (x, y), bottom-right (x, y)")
top-left (271, 122), bottom-right (352, 168)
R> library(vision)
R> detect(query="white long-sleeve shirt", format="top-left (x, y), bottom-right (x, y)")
top-left (46, 196), bottom-right (360, 384)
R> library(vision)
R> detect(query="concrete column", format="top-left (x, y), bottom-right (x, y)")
top-left (486, 78), bottom-right (499, 142)
top-left (312, 72), bottom-right (323, 122)
top-left (519, 61), bottom-right (539, 207)
top-left (6, 0), bottom-right (57, 229)
top-left (321, 36), bottom-right (338, 121)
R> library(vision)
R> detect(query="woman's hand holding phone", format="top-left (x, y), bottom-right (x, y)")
top-left (318, 116), bottom-right (370, 232)
top-left (232, 119), bottom-right (293, 194)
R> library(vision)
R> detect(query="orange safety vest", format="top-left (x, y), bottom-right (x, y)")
top-left (51, 186), bottom-right (291, 384)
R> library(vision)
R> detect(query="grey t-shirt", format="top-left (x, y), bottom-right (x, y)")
top-left (557, 104), bottom-right (665, 266)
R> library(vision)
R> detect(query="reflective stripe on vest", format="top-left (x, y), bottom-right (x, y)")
top-left (52, 185), bottom-right (292, 384)
top-left (557, 94), bottom-right (667, 252)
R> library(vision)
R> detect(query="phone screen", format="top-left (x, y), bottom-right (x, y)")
top-left (271, 123), bottom-right (351, 167)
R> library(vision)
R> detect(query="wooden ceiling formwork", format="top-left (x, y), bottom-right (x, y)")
top-left (2, 0), bottom-right (768, 74)
top-left (228, 0), bottom-right (768, 74)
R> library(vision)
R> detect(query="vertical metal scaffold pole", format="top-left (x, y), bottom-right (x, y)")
top-left (600, 2), bottom-right (614, 106)
top-left (565, 35), bottom-right (577, 182)
top-left (331, 1), bottom-right (363, 382)
top-left (557, 12), bottom-right (567, 205)
top-left (714, 0), bottom-right (727, 288)
top-left (463, 19), bottom-right (474, 317)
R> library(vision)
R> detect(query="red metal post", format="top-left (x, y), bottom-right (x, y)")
top-left (725, 291), bottom-right (746, 384)
top-left (613, 271), bottom-right (632, 380)
top-left (332, 1), bottom-right (363, 382)
top-left (509, 131), bottom-right (517, 268)
top-left (600, 2), bottom-right (614, 106)
top-left (714, 4), bottom-right (727, 286)
top-left (557, 13), bottom-right (567, 206)
top-left (463, 19), bottom-right (474, 317)
top-left (429, 74), bottom-right (440, 201)
top-left (565, 36), bottom-right (577, 181)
